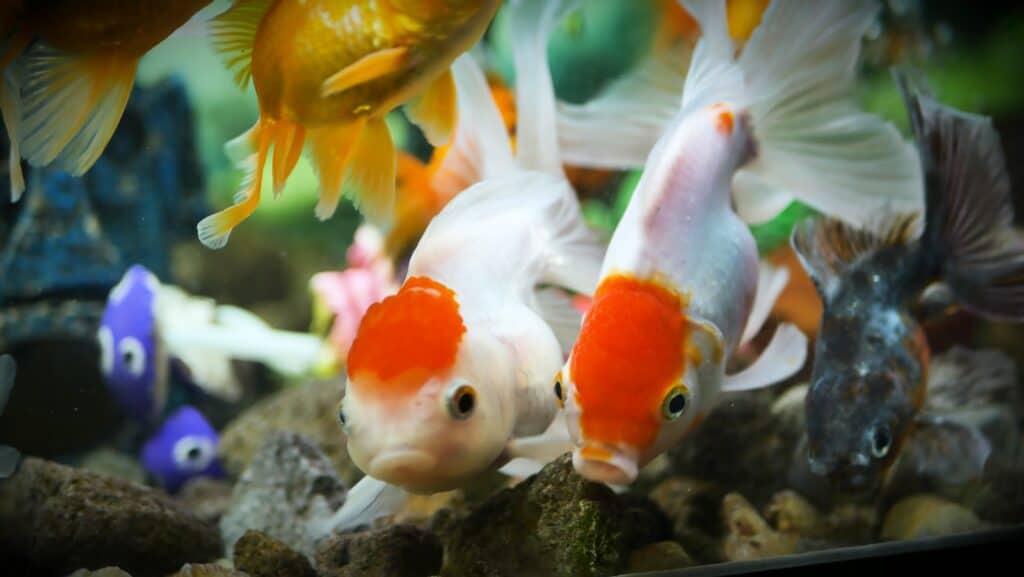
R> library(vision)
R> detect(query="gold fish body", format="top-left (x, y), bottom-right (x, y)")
top-left (19, 0), bottom-right (211, 55)
top-left (252, 0), bottom-right (501, 124)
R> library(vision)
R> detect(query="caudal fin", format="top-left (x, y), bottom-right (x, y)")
top-left (690, 0), bottom-right (924, 228)
top-left (900, 77), bottom-right (1024, 322)
top-left (18, 43), bottom-right (137, 176)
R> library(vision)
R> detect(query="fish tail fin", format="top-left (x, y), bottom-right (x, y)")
top-left (898, 75), bottom-right (1024, 322)
top-left (507, 0), bottom-right (582, 175)
top-left (429, 53), bottom-right (514, 195)
top-left (307, 117), bottom-right (394, 223)
top-left (507, 0), bottom-right (605, 295)
top-left (197, 120), bottom-right (271, 249)
top-left (18, 43), bottom-right (138, 176)
top-left (714, 0), bottom-right (923, 227)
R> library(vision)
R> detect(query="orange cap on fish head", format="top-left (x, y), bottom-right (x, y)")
top-left (347, 276), bottom-right (466, 400)
top-left (566, 274), bottom-right (695, 483)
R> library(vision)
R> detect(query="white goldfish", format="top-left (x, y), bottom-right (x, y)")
top-left (554, 0), bottom-right (924, 485)
top-left (313, 0), bottom-right (603, 534)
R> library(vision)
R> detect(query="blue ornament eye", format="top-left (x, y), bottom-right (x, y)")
top-left (118, 337), bottom-right (147, 377)
top-left (172, 436), bottom-right (217, 472)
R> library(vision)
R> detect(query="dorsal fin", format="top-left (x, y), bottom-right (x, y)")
top-left (791, 214), bottom-right (920, 300)
top-left (210, 0), bottom-right (274, 88)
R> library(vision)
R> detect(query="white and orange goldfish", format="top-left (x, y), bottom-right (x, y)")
top-left (197, 0), bottom-right (502, 249)
top-left (0, 0), bottom-right (212, 200)
top-left (312, 0), bottom-right (602, 533)
top-left (554, 0), bottom-right (924, 486)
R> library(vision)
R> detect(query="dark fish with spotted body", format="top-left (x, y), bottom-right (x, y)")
top-left (791, 75), bottom-right (1024, 492)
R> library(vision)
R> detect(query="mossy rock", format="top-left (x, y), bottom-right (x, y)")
top-left (442, 454), bottom-right (670, 577)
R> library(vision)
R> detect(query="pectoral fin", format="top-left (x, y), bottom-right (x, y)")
top-left (722, 323), bottom-right (807, 392)
top-left (405, 68), bottom-right (456, 146)
top-left (321, 46), bottom-right (408, 98)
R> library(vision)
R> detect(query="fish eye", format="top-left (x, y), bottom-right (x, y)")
top-left (662, 386), bottom-right (690, 421)
top-left (871, 426), bottom-right (891, 458)
top-left (446, 384), bottom-right (476, 420)
top-left (553, 374), bottom-right (564, 408)
top-left (118, 337), bottom-right (147, 377)
top-left (98, 327), bottom-right (114, 375)
top-left (337, 402), bottom-right (347, 428)
top-left (172, 436), bottom-right (217, 472)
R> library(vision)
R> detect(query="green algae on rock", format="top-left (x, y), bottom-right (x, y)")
top-left (0, 458), bottom-right (221, 577)
top-left (171, 564), bottom-right (250, 577)
top-left (442, 454), bottom-right (671, 577)
top-left (881, 495), bottom-right (986, 541)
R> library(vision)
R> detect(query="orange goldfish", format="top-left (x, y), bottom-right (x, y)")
top-left (198, 0), bottom-right (502, 249)
top-left (0, 0), bottom-right (212, 200)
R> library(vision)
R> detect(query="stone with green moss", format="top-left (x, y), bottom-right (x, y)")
top-left (442, 454), bottom-right (670, 577)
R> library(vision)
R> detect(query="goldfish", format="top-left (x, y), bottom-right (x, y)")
top-left (141, 405), bottom-right (225, 494)
top-left (554, 0), bottom-right (923, 486)
top-left (197, 0), bottom-right (502, 249)
top-left (792, 76), bottom-right (1024, 492)
top-left (312, 0), bottom-right (603, 534)
top-left (0, 0), bottom-right (212, 201)
top-left (0, 354), bottom-right (19, 479)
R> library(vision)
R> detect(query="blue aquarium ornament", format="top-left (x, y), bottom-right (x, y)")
top-left (98, 264), bottom-right (335, 424)
top-left (141, 405), bottom-right (225, 494)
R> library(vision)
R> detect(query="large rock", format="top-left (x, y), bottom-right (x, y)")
top-left (219, 379), bottom-right (360, 485)
top-left (219, 432), bottom-right (347, 557)
top-left (234, 530), bottom-right (316, 577)
top-left (0, 458), bottom-right (221, 577)
top-left (314, 525), bottom-right (442, 577)
top-left (442, 454), bottom-right (671, 577)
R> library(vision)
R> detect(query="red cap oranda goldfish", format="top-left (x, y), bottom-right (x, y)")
top-left (554, 0), bottom-right (925, 486)
top-left (196, 0), bottom-right (502, 249)
top-left (0, 0), bottom-right (212, 200)
top-left (309, 0), bottom-right (604, 535)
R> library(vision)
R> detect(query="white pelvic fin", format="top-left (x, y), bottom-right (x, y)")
top-left (507, 0), bottom-right (582, 174)
top-left (557, 44), bottom-right (691, 170)
top-left (311, 475), bottom-right (410, 538)
top-left (739, 260), bottom-right (790, 346)
top-left (722, 322), bottom-right (807, 393)
top-left (431, 53), bottom-right (515, 196)
top-left (533, 286), bottom-right (584, 354)
top-left (731, 0), bottom-right (923, 226)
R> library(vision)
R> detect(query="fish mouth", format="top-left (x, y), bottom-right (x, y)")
top-left (572, 443), bottom-right (639, 486)
top-left (368, 449), bottom-right (438, 482)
